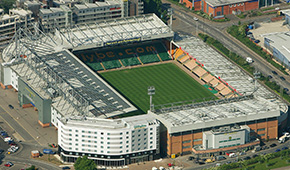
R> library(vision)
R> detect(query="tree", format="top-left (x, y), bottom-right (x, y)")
top-left (0, 0), bottom-right (16, 13)
top-left (25, 165), bottom-right (36, 170)
top-left (74, 156), bottom-right (97, 170)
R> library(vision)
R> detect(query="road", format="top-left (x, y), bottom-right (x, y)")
top-left (164, 0), bottom-right (290, 94)
top-left (185, 140), bottom-right (290, 170)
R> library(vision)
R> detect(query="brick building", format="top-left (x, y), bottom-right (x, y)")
top-left (181, 0), bottom-right (259, 18)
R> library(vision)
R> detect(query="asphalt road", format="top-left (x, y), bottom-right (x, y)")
top-left (166, 1), bottom-right (290, 95)
top-left (185, 140), bottom-right (290, 170)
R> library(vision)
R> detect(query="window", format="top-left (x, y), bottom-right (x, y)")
top-left (150, 141), bottom-right (153, 144)
top-left (150, 137), bottom-right (153, 140)
top-left (193, 138), bottom-right (202, 142)
top-left (126, 132), bottom-right (129, 134)
top-left (75, 134), bottom-right (78, 137)
top-left (257, 128), bottom-right (265, 132)
top-left (182, 145), bottom-right (191, 149)
top-left (182, 140), bottom-right (190, 144)
top-left (69, 129), bottom-right (72, 132)
top-left (82, 130), bottom-right (85, 133)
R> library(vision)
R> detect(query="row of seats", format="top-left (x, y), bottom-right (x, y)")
top-left (74, 41), bottom-right (171, 71)
top-left (173, 48), bottom-right (236, 98)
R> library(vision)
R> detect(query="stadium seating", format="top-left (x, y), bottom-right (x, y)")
top-left (86, 62), bottom-right (104, 71)
top-left (121, 57), bottom-right (140, 66)
top-left (138, 53), bottom-right (160, 64)
top-left (102, 60), bottom-right (122, 70)
top-left (73, 41), bottom-right (171, 71)
top-left (154, 43), bottom-right (171, 61)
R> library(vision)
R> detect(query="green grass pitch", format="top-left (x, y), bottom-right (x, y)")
top-left (100, 63), bottom-right (216, 113)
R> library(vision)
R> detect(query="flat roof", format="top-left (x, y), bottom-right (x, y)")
top-left (148, 35), bottom-right (287, 134)
top-left (57, 13), bottom-right (174, 51)
top-left (149, 96), bottom-right (281, 133)
top-left (59, 114), bottom-right (158, 130)
top-left (205, 0), bottom-right (249, 7)
top-left (10, 8), bottom-right (33, 16)
top-left (263, 31), bottom-right (290, 62)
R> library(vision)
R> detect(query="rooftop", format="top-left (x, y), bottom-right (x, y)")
top-left (205, 0), bottom-right (249, 7)
top-left (10, 8), bottom-right (33, 16)
top-left (149, 35), bottom-right (287, 134)
top-left (59, 114), bottom-right (158, 129)
top-left (57, 13), bottom-right (174, 51)
top-left (262, 31), bottom-right (290, 62)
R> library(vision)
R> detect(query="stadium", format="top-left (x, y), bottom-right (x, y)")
top-left (0, 13), bottom-right (288, 166)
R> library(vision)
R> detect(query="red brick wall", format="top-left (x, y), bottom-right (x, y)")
top-left (167, 119), bottom-right (278, 156)
top-left (193, 0), bottom-right (259, 17)
top-left (181, 0), bottom-right (193, 9)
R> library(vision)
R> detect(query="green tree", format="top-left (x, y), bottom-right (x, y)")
top-left (74, 156), bottom-right (97, 170)
top-left (0, 0), bottom-right (16, 13)
top-left (25, 165), bottom-right (36, 170)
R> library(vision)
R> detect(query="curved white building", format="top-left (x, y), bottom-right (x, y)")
top-left (58, 115), bottom-right (160, 166)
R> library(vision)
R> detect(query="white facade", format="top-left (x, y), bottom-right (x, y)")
top-left (58, 115), bottom-right (159, 165)
top-left (73, 2), bottom-right (122, 25)
top-left (202, 125), bottom-right (250, 149)
top-left (0, 9), bottom-right (34, 49)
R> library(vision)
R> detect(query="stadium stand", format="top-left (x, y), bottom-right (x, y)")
top-left (73, 41), bottom-right (170, 71)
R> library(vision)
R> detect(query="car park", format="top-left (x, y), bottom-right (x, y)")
top-left (282, 147), bottom-right (288, 150)
top-left (275, 149), bottom-right (281, 152)
top-left (198, 162), bottom-right (205, 165)
top-left (4, 162), bottom-right (13, 167)
top-left (280, 76), bottom-right (285, 81)
top-left (188, 156), bottom-right (194, 160)
top-left (272, 71), bottom-right (278, 75)
top-left (252, 154), bottom-right (258, 158)
top-left (8, 104), bottom-right (14, 109)
top-left (270, 143), bottom-right (277, 147)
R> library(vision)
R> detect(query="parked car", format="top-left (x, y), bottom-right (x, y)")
top-left (284, 88), bottom-right (289, 92)
top-left (270, 143), bottom-right (277, 148)
top-left (226, 161), bottom-right (232, 164)
top-left (198, 162), bottom-right (205, 165)
top-left (280, 76), bottom-right (286, 81)
top-left (275, 149), bottom-right (281, 152)
top-left (272, 71), bottom-right (278, 75)
top-left (43, 149), bottom-right (55, 154)
top-left (8, 104), bottom-right (14, 109)
top-left (282, 147), bottom-right (288, 150)
top-left (254, 40), bottom-right (260, 43)
top-left (243, 156), bottom-right (251, 160)
top-left (262, 146), bottom-right (269, 150)
top-left (268, 75), bottom-right (273, 79)
top-left (188, 156), bottom-right (194, 160)
top-left (0, 149), bottom-right (4, 154)
top-left (193, 17), bottom-right (199, 21)
top-left (4, 162), bottom-right (13, 167)
top-left (239, 152), bottom-right (246, 155)
top-left (252, 154), bottom-right (258, 158)
top-left (62, 167), bottom-right (71, 170)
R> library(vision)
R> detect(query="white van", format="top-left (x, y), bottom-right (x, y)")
top-left (229, 153), bottom-right (237, 158)
top-left (4, 137), bottom-right (12, 142)
top-left (246, 57), bottom-right (253, 63)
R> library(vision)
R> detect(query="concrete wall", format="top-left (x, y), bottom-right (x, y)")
top-left (18, 78), bottom-right (52, 127)
top-left (203, 129), bottom-right (247, 149)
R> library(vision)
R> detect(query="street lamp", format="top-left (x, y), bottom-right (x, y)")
top-left (148, 86), bottom-right (155, 111)
top-left (168, 8), bottom-right (173, 30)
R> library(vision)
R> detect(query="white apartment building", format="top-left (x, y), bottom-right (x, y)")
top-left (73, 2), bottom-right (122, 24)
top-left (0, 8), bottom-right (34, 49)
top-left (58, 115), bottom-right (160, 166)
top-left (39, 5), bottom-right (72, 32)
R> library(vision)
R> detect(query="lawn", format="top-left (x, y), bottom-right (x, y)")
top-left (100, 63), bottom-right (216, 113)
top-left (234, 156), bottom-right (290, 170)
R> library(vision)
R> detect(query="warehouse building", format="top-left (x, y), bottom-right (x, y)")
top-left (264, 32), bottom-right (290, 69)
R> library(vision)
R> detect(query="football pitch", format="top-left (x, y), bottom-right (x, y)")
top-left (100, 63), bottom-right (216, 113)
